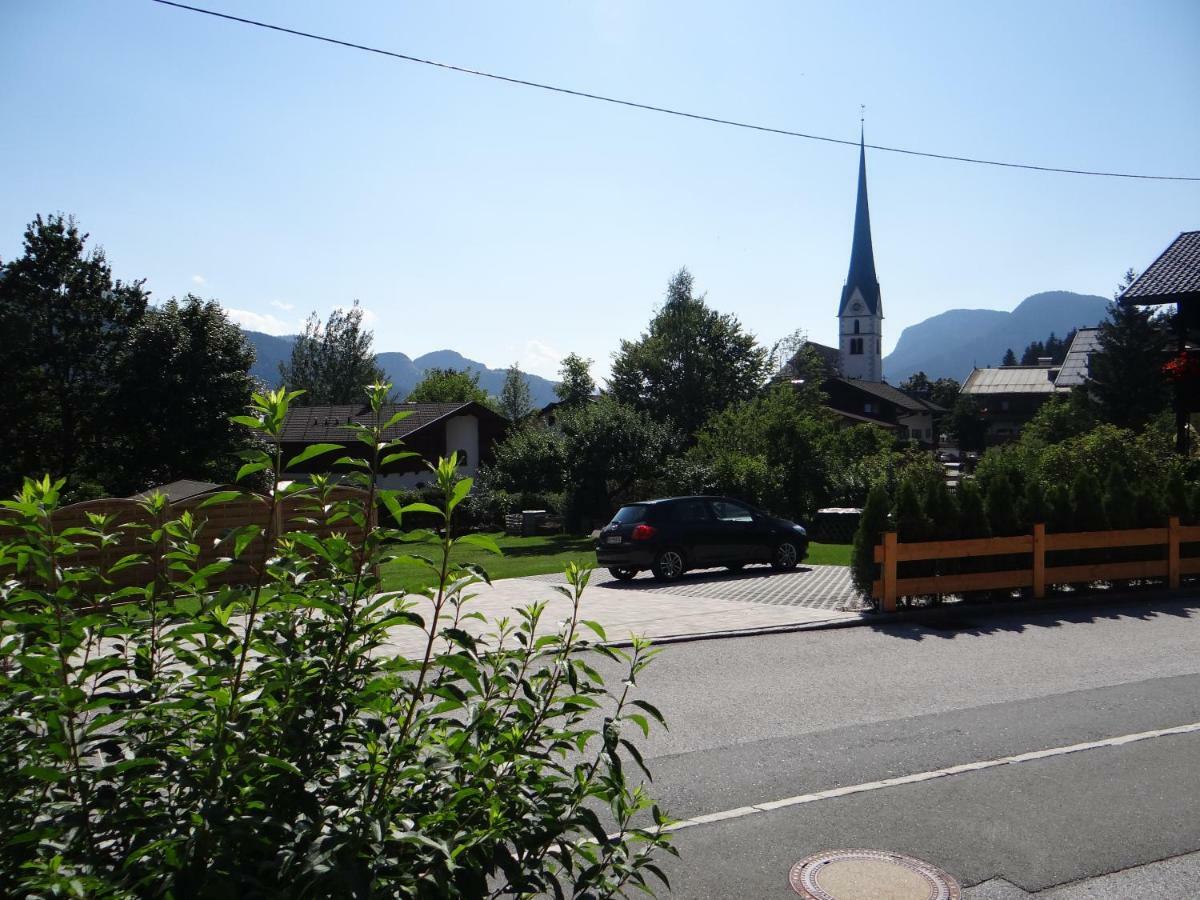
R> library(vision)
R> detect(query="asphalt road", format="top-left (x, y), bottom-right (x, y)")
top-left (619, 594), bottom-right (1200, 898)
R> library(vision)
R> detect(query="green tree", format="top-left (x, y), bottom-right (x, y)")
top-left (957, 480), bottom-right (992, 539)
top-left (554, 353), bottom-right (595, 406)
top-left (407, 367), bottom-right (491, 405)
top-left (106, 296), bottom-right (258, 493)
top-left (899, 371), bottom-right (932, 395)
top-left (949, 394), bottom-right (988, 452)
top-left (558, 396), bottom-right (673, 528)
top-left (490, 422), bottom-right (565, 493)
top-left (1070, 469), bottom-right (1108, 531)
top-left (1001, 348), bottom-right (1017, 366)
top-left (985, 472), bottom-right (1021, 536)
top-left (279, 300), bottom-right (385, 404)
top-left (1022, 392), bottom-right (1098, 445)
top-left (929, 377), bottom-right (961, 411)
top-left (1020, 478), bottom-right (1048, 531)
top-left (0, 214), bottom-right (148, 494)
top-left (922, 478), bottom-right (959, 541)
top-left (498, 362), bottom-right (533, 422)
top-left (893, 475), bottom-right (931, 543)
top-left (851, 483), bottom-right (891, 598)
top-left (610, 268), bottom-right (768, 438)
top-left (1089, 273), bottom-right (1170, 430)
top-left (1103, 464), bottom-right (1136, 529)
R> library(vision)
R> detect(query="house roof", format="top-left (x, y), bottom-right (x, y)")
top-left (1120, 231), bottom-right (1200, 305)
top-left (829, 377), bottom-right (943, 413)
top-left (829, 408), bottom-right (898, 428)
top-left (1053, 327), bottom-right (1100, 388)
top-left (837, 136), bottom-right (882, 318)
top-left (280, 401), bottom-right (497, 443)
top-left (962, 366), bottom-right (1060, 395)
top-left (131, 480), bottom-right (224, 503)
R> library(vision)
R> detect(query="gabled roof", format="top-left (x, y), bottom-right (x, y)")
top-left (1053, 328), bottom-right (1100, 389)
top-left (962, 366), bottom-right (1059, 395)
top-left (829, 377), bottom-right (942, 413)
top-left (1121, 231), bottom-right (1200, 305)
top-left (279, 402), bottom-right (499, 443)
top-left (838, 135), bottom-right (882, 318)
top-left (131, 480), bottom-right (224, 503)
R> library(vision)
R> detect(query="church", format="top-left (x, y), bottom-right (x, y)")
top-left (799, 133), bottom-right (943, 446)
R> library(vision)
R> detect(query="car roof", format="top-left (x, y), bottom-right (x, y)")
top-left (623, 496), bottom-right (736, 506)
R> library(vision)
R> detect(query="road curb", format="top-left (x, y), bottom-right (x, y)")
top-left (604, 584), bottom-right (1198, 648)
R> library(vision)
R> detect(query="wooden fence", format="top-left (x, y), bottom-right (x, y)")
top-left (872, 517), bottom-right (1200, 612)
top-left (0, 487), bottom-right (374, 591)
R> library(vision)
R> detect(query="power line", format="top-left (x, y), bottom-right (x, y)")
top-left (150, 0), bottom-right (1199, 183)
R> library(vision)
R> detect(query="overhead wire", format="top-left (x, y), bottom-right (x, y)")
top-left (148, 0), bottom-right (1199, 183)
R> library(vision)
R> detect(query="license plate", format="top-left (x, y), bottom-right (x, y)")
top-left (605, 535), bottom-right (622, 545)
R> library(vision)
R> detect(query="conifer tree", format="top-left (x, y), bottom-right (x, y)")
top-left (1133, 485), bottom-right (1165, 529)
top-left (1020, 478), bottom-right (1048, 531)
top-left (852, 484), bottom-right (891, 598)
top-left (1103, 465), bottom-right (1136, 529)
top-left (922, 478), bottom-right (959, 540)
top-left (499, 362), bottom-right (533, 422)
top-left (1089, 273), bottom-right (1170, 430)
top-left (985, 472), bottom-right (1021, 536)
top-left (957, 480), bottom-right (991, 539)
top-left (1001, 348), bottom-right (1017, 366)
top-left (1045, 483), bottom-right (1073, 533)
top-left (1071, 469), bottom-right (1108, 532)
top-left (1164, 469), bottom-right (1188, 520)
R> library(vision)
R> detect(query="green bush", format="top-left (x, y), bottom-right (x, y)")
top-left (984, 472), bottom-right (1022, 537)
top-left (0, 386), bottom-right (673, 898)
top-left (851, 484), bottom-right (891, 601)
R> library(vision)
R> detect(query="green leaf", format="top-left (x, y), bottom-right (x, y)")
top-left (286, 443), bottom-right (344, 469)
top-left (447, 477), bottom-right (473, 512)
top-left (236, 461), bottom-right (270, 482)
top-left (454, 533), bottom-right (501, 555)
top-left (381, 451), bottom-right (419, 466)
top-left (401, 502), bottom-right (443, 517)
top-left (631, 699), bottom-right (667, 728)
top-left (199, 490), bottom-right (244, 508)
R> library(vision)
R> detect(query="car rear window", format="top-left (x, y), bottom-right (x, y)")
top-left (611, 505), bottom-right (649, 524)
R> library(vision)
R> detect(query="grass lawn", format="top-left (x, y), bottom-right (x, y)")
top-left (379, 532), bottom-right (851, 593)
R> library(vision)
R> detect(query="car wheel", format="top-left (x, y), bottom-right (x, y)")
top-left (771, 540), bottom-right (799, 571)
top-left (652, 548), bottom-right (686, 582)
top-left (608, 567), bottom-right (638, 582)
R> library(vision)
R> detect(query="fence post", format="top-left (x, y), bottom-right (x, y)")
top-left (1168, 515), bottom-right (1181, 590)
top-left (882, 531), bottom-right (898, 613)
top-left (1033, 523), bottom-right (1046, 599)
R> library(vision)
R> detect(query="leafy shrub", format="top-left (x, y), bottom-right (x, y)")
top-left (851, 484), bottom-right (891, 601)
top-left (0, 386), bottom-right (673, 898)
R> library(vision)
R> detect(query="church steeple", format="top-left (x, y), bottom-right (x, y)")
top-left (838, 131), bottom-right (882, 317)
top-left (837, 128), bottom-right (884, 382)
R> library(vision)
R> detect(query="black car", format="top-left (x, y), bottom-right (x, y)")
top-left (594, 496), bottom-right (809, 582)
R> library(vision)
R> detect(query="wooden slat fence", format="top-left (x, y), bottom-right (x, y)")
top-left (0, 487), bottom-right (375, 593)
top-left (872, 517), bottom-right (1200, 612)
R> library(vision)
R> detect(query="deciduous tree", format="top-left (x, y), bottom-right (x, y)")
top-left (499, 362), bottom-right (533, 422)
top-left (406, 367), bottom-right (492, 405)
top-left (554, 353), bottom-right (595, 407)
top-left (610, 268), bottom-right (768, 439)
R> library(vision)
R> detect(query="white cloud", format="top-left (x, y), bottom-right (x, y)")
top-left (517, 340), bottom-right (564, 380)
top-left (224, 307), bottom-right (296, 335)
top-left (191, 274), bottom-right (207, 285)
top-left (270, 299), bottom-right (295, 312)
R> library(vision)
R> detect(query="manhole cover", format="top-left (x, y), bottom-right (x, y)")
top-left (789, 849), bottom-right (960, 900)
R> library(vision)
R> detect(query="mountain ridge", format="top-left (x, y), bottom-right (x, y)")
top-left (241, 331), bottom-right (560, 408)
top-left (883, 290), bottom-right (1110, 383)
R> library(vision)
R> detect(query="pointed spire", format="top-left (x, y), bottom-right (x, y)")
top-left (838, 130), bottom-right (882, 317)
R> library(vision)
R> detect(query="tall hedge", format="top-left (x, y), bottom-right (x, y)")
top-left (852, 483), bottom-right (891, 599)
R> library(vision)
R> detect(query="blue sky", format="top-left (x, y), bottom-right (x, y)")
top-left (2, 1), bottom-right (1197, 381)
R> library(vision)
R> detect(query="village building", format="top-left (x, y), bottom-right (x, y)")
top-left (277, 401), bottom-right (507, 488)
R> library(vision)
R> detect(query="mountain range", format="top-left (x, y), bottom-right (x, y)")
top-left (882, 291), bottom-right (1111, 383)
top-left (241, 331), bottom-right (561, 408)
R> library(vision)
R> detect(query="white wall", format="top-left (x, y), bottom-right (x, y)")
top-left (444, 414), bottom-right (479, 475)
top-left (838, 287), bottom-right (883, 382)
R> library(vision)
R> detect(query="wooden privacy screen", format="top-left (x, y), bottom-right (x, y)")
top-left (871, 518), bottom-right (1200, 612)
top-left (0, 488), bottom-right (375, 592)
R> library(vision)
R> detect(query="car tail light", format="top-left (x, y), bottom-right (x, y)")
top-left (631, 524), bottom-right (657, 541)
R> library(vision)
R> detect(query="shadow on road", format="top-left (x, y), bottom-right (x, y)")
top-left (871, 593), bottom-right (1200, 641)
top-left (593, 565), bottom-right (814, 591)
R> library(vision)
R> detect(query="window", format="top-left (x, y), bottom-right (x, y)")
top-left (612, 505), bottom-right (648, 524)
top-left (710, 500), bottom-right (754, 523)
top-left (863, 401), bottom-right (875, 414)
top-left (853, 319), bottom-right (861, 334)
top-left (456, 449), bottom-right (469, 466)
top-left (669, 500), bottom-right (711, 522)
top-left (849, 337), bottom-right (864, 355)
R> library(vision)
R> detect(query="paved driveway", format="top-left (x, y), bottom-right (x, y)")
top-left (380, 564), bottom-right (867, 658)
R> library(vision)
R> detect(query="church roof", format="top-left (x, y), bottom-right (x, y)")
top-left (838, 135), bottom-right (882, 318)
